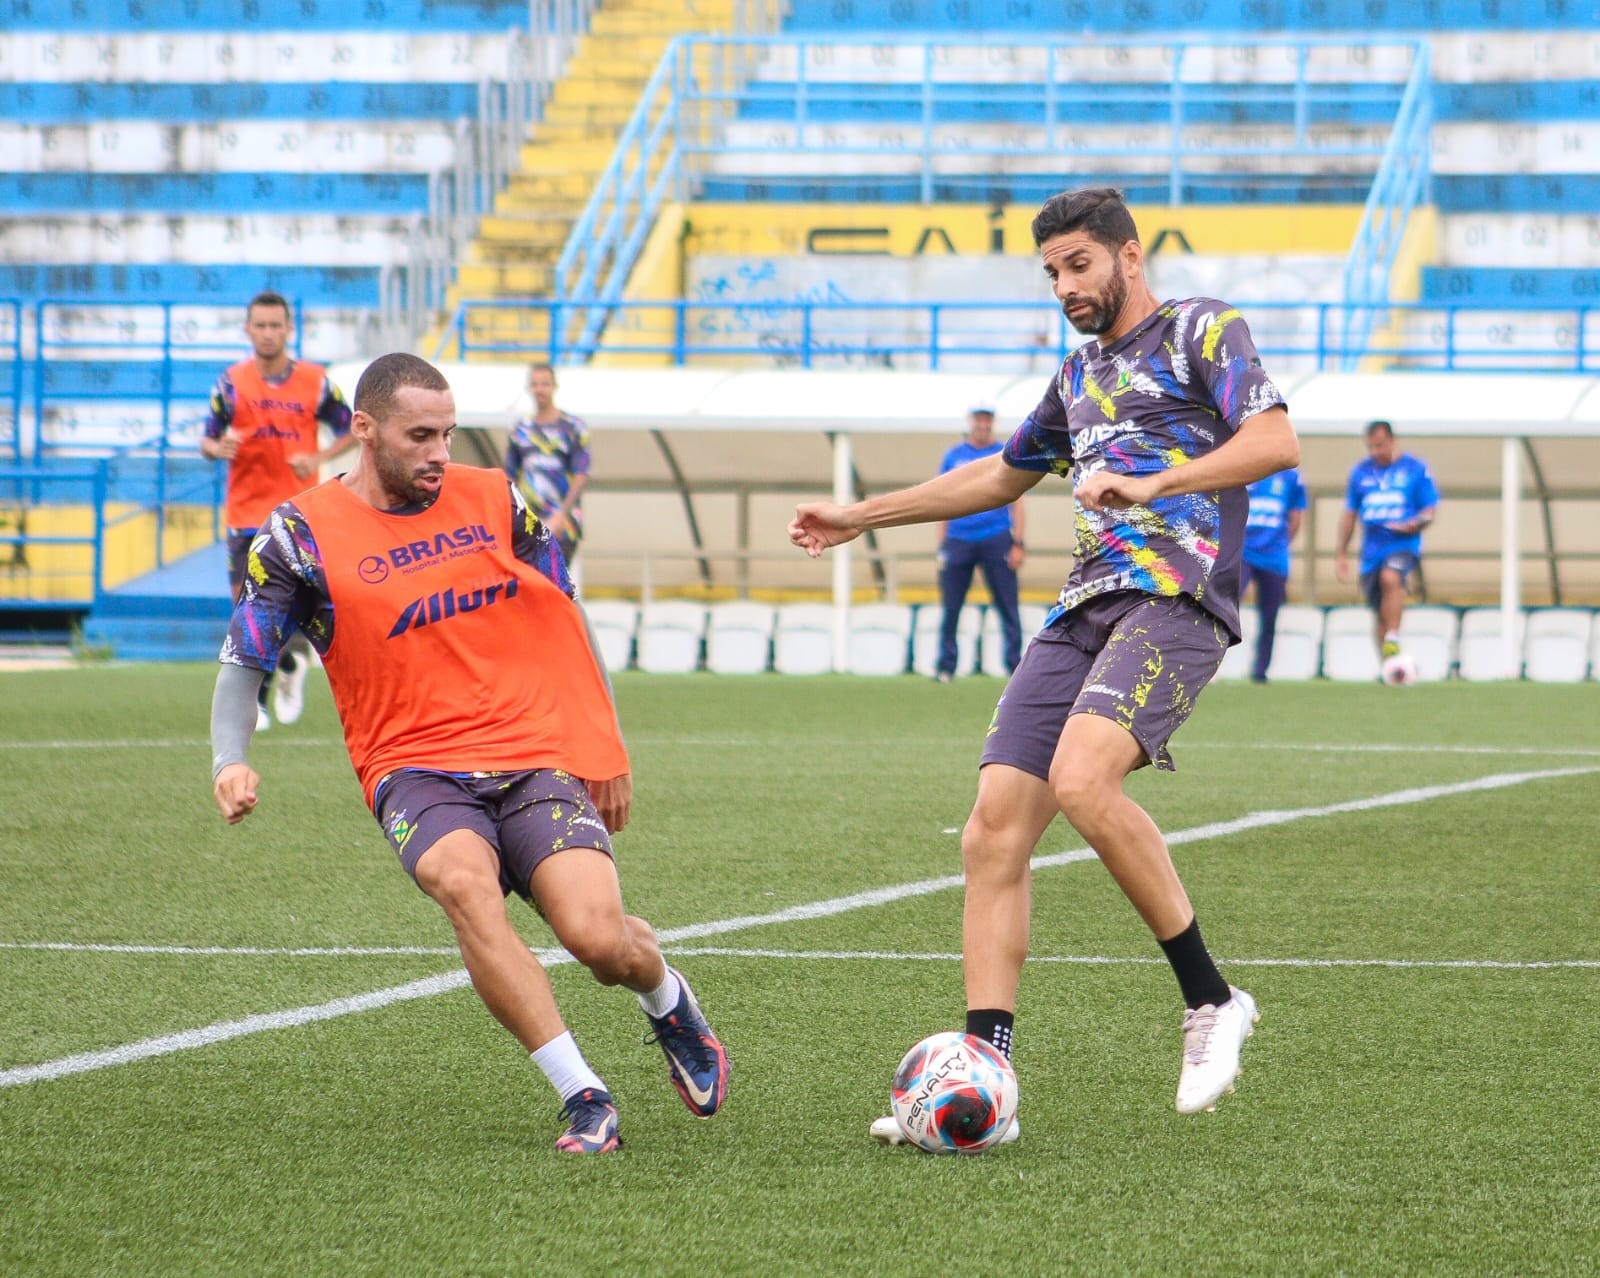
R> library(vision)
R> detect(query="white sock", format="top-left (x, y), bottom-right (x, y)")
top-left (530, 1030), bottom-right (606, 1100)
top-left (637, 967), bottom-right (682, 1019)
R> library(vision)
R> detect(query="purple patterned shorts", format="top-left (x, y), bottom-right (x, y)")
top-left (372, 767), bottom-right (613, 900)
top-left (980, 590), bottom-right (1229, 777)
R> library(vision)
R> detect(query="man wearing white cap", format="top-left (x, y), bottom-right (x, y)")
top-left (933, 401), bottom-right (1026, 680)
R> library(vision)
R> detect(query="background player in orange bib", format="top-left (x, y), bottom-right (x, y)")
top-left (208, 353), bottom-right (728, 1154)
top-left (200, 290), bottom-right (355, 729)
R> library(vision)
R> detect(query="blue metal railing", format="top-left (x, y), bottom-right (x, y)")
top-left (1, 298), bottom-right (20, 465)
top-left (26, 298), bottom-right (303, 461)
top-left (0, 435), bottom-right (224, 610)
top-left (526, 33), bottom-right (1427, 362)
top-left (442, 297), bottom-right (1600, 372)
top-left (1341, 39), bottom-right (1433, 367)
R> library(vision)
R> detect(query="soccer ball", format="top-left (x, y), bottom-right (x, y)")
top-left (889, 1031), bottom-right (1018, 1154)
top-left (1381, 652), bottom-right (1419, 686)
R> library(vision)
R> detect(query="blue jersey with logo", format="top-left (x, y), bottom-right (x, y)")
top-left (940, 439), bottom-right (1011, 541)
top-left (1345, 453), bottom-right (1439, 575)
top-left (1242, 468), bottom-right (1308, 578)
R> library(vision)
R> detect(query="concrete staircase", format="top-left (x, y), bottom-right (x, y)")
top-left (441, 0), bottom-right (741, 359)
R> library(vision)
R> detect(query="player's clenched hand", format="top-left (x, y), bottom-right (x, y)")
top-left (789, 503), bottom-right (861, 558)
top-left (1074, 470), bottom-right (1161, 512)
top-left (587, 773), bottom-right (632, 834)
top-left (213, 763), bottom-right (260, 824)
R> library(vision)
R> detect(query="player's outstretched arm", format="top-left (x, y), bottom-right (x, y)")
top-left (790, 453), bottom-right (1039, 558)
top-left (211, 663), bottom-right (266, 823)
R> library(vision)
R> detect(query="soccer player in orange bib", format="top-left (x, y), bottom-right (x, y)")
top-left (208, 353), bottom-right (729, 1153)
top-left (201, 291), bottom-right (355, 729)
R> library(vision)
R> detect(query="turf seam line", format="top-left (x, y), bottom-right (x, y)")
top-left (3, 764), bottom-right (1594, 1088)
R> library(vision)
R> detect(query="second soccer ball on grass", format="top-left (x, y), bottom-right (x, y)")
top-left (890, 1031), bottom-right (1018, 1154)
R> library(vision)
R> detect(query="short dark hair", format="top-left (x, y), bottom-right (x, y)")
top-left (354, 352), bottom-right (450, 422)
top-left (528, 362), bottom-right (555, 381)
top-left (1030, 186), bottom-right (1140, 252)
top-left (1365, 419), bottom-right (1394, 438)
top-left (246, 291), bottom-right (291, 320)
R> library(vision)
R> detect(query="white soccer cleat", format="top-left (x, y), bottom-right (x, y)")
top-left (1175, 987), bottom-right (1259, 1115)
top-left (255, 704), bottom-right (270, 732)
top-left (272, 659), bottom-right (307, 725)
top-left (870, 1113), bottom-right (1021, 1147)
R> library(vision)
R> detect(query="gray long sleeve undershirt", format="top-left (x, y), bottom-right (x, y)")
top-left (211, 663), bottom-right (266, 779)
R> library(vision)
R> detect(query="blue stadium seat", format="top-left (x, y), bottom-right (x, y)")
top-left (0, 0), bottom-right (527, 31)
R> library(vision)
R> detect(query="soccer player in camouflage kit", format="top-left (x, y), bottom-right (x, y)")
top-left (790, 188), bottom-right (1300, 1140)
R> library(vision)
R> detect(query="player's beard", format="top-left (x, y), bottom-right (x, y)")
top-left (1063, 267), bottom-right (1130, 337)
top-left (375, 444), bottom-right (443, 507)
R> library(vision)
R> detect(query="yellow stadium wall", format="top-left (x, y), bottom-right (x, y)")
top-left (0, 504), bottom-right (216, 602)
top-left (679, 202), bottom-right (1365, 258)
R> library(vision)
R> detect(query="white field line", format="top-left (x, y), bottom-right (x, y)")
top-left (2, 764), bottom-right (1595, 1089)
top-left (5, 737), bottom-right (1600, 758)
top-left (664, 946), bottom-right (1600, 970)
top-left (0, 942), bottom-right (460, 957)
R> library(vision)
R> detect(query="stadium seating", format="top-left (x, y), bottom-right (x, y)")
top-left (845, 602), bottom-right (913, 676)
top-left (911, 603), bottom-right (981, 679)
top-left (980, 602), bottom-right (1049, 678)
top-left (1398, 605), bottom-right (1460, 682)
top-left (772, 602), bottom-right (836, 675)
top-left (635, 599), bottom-right (708, 673)
top-left (1215, 606), bottom-right (1259, 682)
top-left (584, 599), bottom-right (639, 673)
top-left (1522, 607), bottom-right (1593, 683)
top-left (1265, 604), bottom-right (1326, 682)
top-left (1321, 606), bottom-right (1382, 683)
top-left (1456, 606), bottom-right (1526, 681)
top-left (705, 600), bottom-right (778, 674)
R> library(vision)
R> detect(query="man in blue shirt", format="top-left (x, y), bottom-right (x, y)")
top-left (1335, 420), bottom-right (1439, 659)
top-left (505, 363), bottom-right (592, 567)
top-left (934, 402), bottom-right (1027, 680)
top-left (1240, 467), bottom-right (1308, 681)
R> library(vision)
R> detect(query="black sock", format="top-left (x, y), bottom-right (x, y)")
top-left (1158, 917), bottom-right (1231, 1010)
top-left (279, 651), bottom-right (298, 675)
top-left (965, 1008), bottom-right (1015, 1060)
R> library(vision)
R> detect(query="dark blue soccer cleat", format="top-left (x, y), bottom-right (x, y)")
top-left (554, 1087), bottom-right (621, 1154)
top-left (644, 967), bottom-right (730, 1118)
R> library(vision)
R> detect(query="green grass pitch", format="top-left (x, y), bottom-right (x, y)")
top-left (2, 665), bottom-right (1598, 1276)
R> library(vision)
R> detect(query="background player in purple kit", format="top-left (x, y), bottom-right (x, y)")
top-left (1335, 420), bottom-right (1440, 662)
top-left (791, 187), bottom-right (1300, 1140)
top-left (1240, 467), bottom-right (1308, 681)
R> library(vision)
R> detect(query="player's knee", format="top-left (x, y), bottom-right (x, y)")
top-left (1050, 766), bottom-right (1109, 825)
top-left (417, 855), bottom-right (500, 923)
top-left (557, 910), bottom-right (632, 982)
top-left (961, 803), bottom-right (1031, 880)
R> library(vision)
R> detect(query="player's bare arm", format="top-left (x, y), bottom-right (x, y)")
top-left (791, 452), bottom-right (1041, 557)
top-left (585, 773), bottom-right (632, 833)
top-left (1076, 406), bottom-right (1300, 512)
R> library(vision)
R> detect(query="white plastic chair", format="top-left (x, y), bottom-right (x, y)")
top-left (1321, 605), bottom-right (1381, 682)
top-left (582, 600), bottom-right (638, 674)
top-left (912, 603), bottom-right (982, 678)
top-left (1265, 604), bottom-right (1325, 681)
top-left (635, 600), bottom-right (709, 674)
top-left (979, 603), bottom-right (1049, 677)
top-left (705, 601), bottom-right (777, 674)
top-left (772, 603), bottom-right (837, 675)
top-left (1399, 605), bottom-right (1459, 682)
top-left (1215, 606), bottom-right (1259, 682)
top-left (846, 603), bottom-right (913, 676)
top-left (1523, 609), bottom-right (1592, 683)
top-left (1457, 607), bottom-right (1526, 681)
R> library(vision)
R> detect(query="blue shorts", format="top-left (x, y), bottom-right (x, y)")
top-left (372, 767), bottom-right (613, 900)
top-left (980, 591), bottom-right (1229, 776)
top-left (1360, 552), bottom-right (1420, 610)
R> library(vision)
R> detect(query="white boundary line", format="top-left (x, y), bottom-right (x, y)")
top-left (3, 764), bottom-right (1595, 1088)
top-left (665, 946), bottom-right (1600, 970)
top-left (5, 736), bottom-right (1600, 758)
